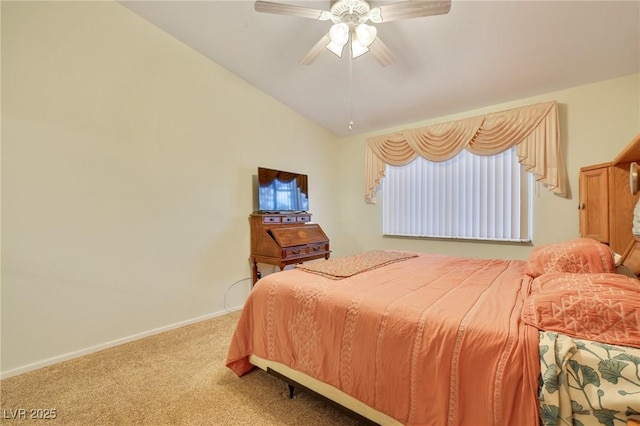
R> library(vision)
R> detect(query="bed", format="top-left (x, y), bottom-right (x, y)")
top-left (226, 239), bottom-right (640, 425)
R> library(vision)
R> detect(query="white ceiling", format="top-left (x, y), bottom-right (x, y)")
top-left (119, 0), bottom-right (640, 137)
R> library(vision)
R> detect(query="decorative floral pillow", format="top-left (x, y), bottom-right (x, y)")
top-left (524, 238), bottom-right (615, 278)
top-left (522, 273), bottom-right (640, 348)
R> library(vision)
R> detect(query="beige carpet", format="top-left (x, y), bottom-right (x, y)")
top-left (0, 311), bottom-right (364, 425)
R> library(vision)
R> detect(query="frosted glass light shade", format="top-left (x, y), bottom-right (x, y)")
top-left (351, 24), bottom-right (376, 58)
top-left (326, 23), bottom-right (349, 57)
top-left (355, 24), bottom-right (377, 47)
top-left (351, 40), bottom-right (370, 58)
top-left (326, 42), bottom-right (345, 57)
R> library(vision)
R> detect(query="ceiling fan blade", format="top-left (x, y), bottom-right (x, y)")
top-left (377, 0), bottom-right (451, 22)
top-left (370, 37), bottom-right (395, 67)
top-left (299, 33), bottom-right (331, 65)
top-left (255, 1), bottom-right (326, 20)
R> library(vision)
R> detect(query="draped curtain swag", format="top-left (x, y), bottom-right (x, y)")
top-left (365, 100), bottom-right (567, 203)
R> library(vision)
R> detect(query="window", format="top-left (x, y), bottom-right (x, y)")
top-left (382, 147), bottom-right (532, 242)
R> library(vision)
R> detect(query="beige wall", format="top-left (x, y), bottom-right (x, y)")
top-left (1, 1), bottom-right (338, 375)
top-left (333, 73), bottom-right (640, 259)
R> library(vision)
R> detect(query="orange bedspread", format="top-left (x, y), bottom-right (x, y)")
top-left (226, 252), bottom-right (540, 426)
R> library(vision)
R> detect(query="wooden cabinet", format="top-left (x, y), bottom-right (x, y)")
top-left (579, 134), bottom-right (640, 257)
top-left (250, 213), bottom-right (330, 284)
top-left (579, 166), bottom-right (609, 242)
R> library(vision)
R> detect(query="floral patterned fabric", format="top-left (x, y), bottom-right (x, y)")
top-left (538, 331), bottom-right (640, 426)
top-left (294, 250), bottom-right (417, 279)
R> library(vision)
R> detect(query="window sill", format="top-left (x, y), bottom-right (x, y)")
top-left (383, 233), bottom-right (533, 245)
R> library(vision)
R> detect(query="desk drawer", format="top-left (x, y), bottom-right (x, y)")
top-left (262, 216), bottom-right (281, 224)
top-left (307, 243), bottom-right (327, 254)
top-left (283, 246), bottom-right (306, 258)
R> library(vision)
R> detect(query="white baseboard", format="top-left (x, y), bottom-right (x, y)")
top-left (0, 306), bottom-right (244, 380)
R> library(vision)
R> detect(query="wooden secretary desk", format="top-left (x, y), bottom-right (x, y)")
top-left (249, 212), bottom-right (330, 285)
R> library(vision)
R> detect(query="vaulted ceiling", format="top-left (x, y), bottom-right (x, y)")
top-left (119, 1), bottom-right (640, 137)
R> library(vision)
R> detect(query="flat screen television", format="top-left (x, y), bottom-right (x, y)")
top-left (257, 167), bottom-right (309, 213)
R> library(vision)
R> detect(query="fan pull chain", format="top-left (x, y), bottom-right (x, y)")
top-left (348, 43), bottom-right (354, 131)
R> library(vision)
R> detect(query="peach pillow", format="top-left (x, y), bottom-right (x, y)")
top-left (522, 273), bottom-right (640, 348)
top-left (524, 238), bottom-right (615, 278)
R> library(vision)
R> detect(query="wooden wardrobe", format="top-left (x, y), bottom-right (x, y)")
top-left (579, 133), bottom-right (640, 271)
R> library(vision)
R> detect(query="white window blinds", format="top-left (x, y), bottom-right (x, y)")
top-left (382, 147), bottom-right (532, 241)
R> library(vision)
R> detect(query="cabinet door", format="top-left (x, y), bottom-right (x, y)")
top-left (608, 164), bottom-right (639, 254)
top-left (579, 167), bottom-right (609, 242)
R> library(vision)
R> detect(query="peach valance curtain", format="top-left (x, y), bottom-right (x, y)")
top-left (365, 100), bottom-right (567, 203)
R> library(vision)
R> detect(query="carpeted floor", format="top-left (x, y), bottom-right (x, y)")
top-left (0, 311), bottom-right (364, 425)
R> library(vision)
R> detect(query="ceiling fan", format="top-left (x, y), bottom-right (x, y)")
top-left (255, 0), bottom-right (452, 66)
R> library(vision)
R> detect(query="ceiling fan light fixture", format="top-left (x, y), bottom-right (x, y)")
top-left (326, 41), bottom-right (346, 57)
top-left (351, 40), bottom-right (370, 58)
top-left (255, 0), bottom-right (453, 66)
top-left (326, 22), bottom-right (350, 57)
top-left (355, 23), bottom-right (377, 47)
